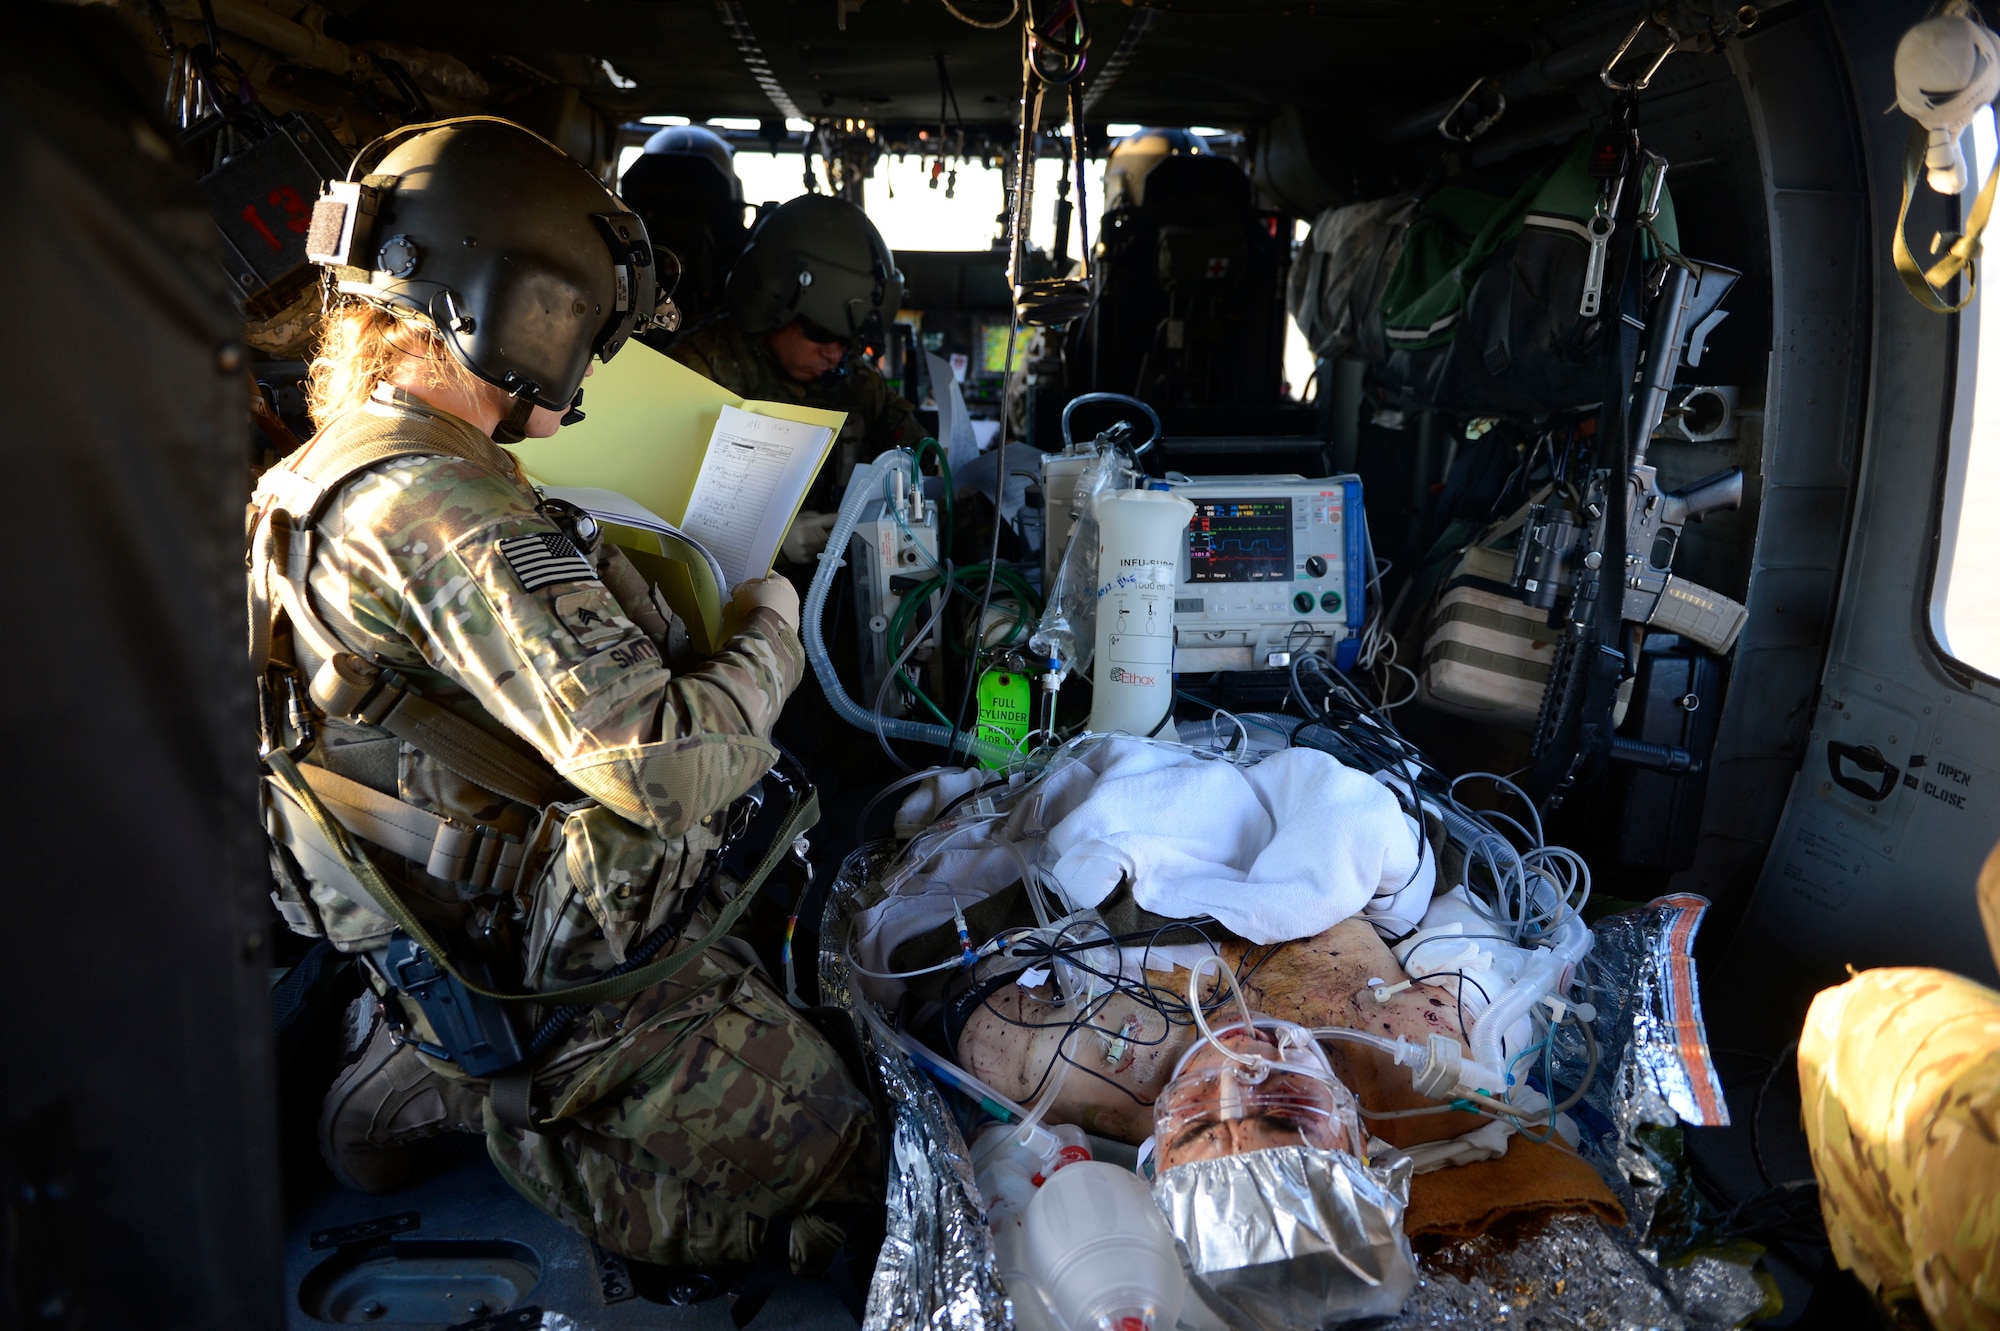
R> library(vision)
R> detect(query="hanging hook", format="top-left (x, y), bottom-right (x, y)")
top-left (1437, 76), bottom-right (1507, 144)
top-left (1007, 5), bottom-right (1095, 326)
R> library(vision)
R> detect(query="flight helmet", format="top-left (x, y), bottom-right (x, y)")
top-left (306, 116), bottom-right (679, 426)
top-left (1103, 128), bottom-right (1202, 212)
top-left (725, 195), bottom-right (903, 345)
top-left (629, 124), bottom-right (742, 203)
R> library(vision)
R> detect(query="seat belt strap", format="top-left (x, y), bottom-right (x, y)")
top-left (1895, 121), bottom-right (2000, 314)
top-left (262, 747), bottom-right (818, 1008)
top-left (310, 653), bottom-right (556, 808)
top-left (264, 776), bottom-right (396, 924)
top-left (261, 405), bottom-right (511, 527)
top-left (268, 554), bottom-right (558, 809)
top-left (253, 413), bottom-right (565, 808)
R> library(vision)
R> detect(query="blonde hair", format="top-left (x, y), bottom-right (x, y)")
top-left (305, 295), bottom-right (488, 430)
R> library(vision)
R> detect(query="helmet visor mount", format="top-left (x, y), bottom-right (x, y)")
top-left (588, 212), bottom-right (663, 369)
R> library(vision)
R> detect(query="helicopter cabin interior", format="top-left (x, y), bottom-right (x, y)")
top-left (6, 0), bottom-right (2000, 1328)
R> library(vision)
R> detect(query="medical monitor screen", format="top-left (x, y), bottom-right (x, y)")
top-left (1187, 498), bottom-right (1293, 583)
top-left (977, 323), bottom-right (1029, 375)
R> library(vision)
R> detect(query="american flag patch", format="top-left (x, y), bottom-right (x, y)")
top-left (498, 531), bottom-right (596, 592)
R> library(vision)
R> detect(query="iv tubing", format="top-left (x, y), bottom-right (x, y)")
top-left (805, 461), bottom-right (1013, 766)
top-left (1010, 1006), bottom-right (1075, 1146)
top-left (1187, 954), bottom-right (1262, 1070)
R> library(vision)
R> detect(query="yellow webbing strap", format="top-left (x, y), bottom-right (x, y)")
top-left (1895, 122), bottom-right (2000, 314)
top-left (262, 747), bottom-right (817, 1007)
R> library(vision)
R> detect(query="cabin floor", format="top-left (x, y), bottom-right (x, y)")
top-left (283, 1137), bottom-right (860, 1329)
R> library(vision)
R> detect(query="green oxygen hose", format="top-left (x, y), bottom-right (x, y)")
top-left (883, 563), bottom-right (1043, 718)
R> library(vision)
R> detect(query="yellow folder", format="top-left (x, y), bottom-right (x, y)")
top-left (507, 344), bottom-right (846, 653)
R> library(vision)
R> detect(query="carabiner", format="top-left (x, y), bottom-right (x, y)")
top-left (1638, 150), bottom-right (1670, 223)
top-left (1437, 76), bottom-right (1507, 144)
top-left (1601, 18), bottom-right (1679, 92)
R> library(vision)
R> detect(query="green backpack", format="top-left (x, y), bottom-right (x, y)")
top-left (1376, 134), bottom-right (1680, 414)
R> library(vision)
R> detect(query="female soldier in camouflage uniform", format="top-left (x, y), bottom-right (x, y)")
top-left (251, 117), bottom-right (876, 1277)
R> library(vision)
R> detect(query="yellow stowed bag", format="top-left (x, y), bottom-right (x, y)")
top-left (1799, 844), bottom-right (2000, 1328)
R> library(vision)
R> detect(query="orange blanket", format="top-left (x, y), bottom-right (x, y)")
top-left (1403, 1139), bottom-right (1626, 1241)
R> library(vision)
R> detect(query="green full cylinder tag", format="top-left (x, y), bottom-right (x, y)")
top-left (975, 669), bottom-right (1033, 768)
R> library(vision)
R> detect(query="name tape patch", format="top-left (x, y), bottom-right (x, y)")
top-left (499, 531), bottom-right (596, 592)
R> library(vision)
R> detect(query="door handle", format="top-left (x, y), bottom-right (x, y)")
top-left (1827, 741), bottom-right (1899, 803)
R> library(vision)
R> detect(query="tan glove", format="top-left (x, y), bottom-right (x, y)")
top-left (780, 509), bottom-right (840, 565)
top-left (731, 574), bottom-right (801, 632)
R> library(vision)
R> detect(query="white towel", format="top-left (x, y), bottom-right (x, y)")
top-left (1043, 739), bottom-right (1435, 945)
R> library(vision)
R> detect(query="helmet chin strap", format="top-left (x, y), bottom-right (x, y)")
top-left (491, 392), bottom-right (538, 445)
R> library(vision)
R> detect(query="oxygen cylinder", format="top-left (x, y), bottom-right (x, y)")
top-left (1089, 489), bottom-right (1194, 735)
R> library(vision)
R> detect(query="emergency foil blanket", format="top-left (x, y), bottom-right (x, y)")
top-left (1380, 1212), bottom-right (1765, 1330)
top-left (826, 837), bottom-right (1752, 1329)
top-left (1549, 893), bottom-right (1733, 1245)
top-left (1153, 1144), bottom-right (1418, 1329)
top-left (822, 845), bottom-right (1011, 1331)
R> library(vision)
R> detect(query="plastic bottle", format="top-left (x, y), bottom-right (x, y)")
top-left (1023, 1161), bottom-right (1184, 1331)
top-left (1089, 489), bottom-right (1195, 735)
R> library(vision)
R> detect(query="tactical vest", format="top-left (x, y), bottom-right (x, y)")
top-left (248, 395), bottom-right (817, 1088)
top-left (249, 399), bottom-right (573, 919)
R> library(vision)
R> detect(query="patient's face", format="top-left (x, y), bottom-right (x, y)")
top-left (1155, 1029), bottom-right (1352, 1169)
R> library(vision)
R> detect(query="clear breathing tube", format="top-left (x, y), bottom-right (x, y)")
top-left (1466, 912), bottom-right (1592, 1075)
top-left (805, 461), bottom-right (1013, 766)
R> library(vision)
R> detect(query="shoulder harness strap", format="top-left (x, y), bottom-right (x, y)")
top-left (251, 403), bottom-right (559, 808)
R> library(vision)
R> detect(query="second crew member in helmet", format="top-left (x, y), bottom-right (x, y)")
top-left (669, 194), bottom-right (922, 564)
top-left (618, 124), bottom-right (747, 334)
top-left (254, 117), bottom-right (876, 1276)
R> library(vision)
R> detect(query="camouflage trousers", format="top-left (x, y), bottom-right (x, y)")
top-left (1799, 965), bottom-right (2000, 1327)
top-left (480, 945), bottom-right (879, 1272)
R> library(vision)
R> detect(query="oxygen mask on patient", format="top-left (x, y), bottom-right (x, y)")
top-left (1151, 1017), bottom-right (1362, 1170)
top-left (1147, 958), bottom-right (1417, 1330)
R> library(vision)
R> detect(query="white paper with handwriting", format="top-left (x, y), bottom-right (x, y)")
top-left (677, 405), bottom-right (836, 585)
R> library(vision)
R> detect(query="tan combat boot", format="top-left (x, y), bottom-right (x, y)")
top-left (318, 991), bottom-right (486, 1193)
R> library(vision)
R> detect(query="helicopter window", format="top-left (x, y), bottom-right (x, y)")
top-left (1283, 218), bottom-right (1316, 402)
top-left (858, 149), bottom-right (1104, 253)
top-left (1934, 106), bottom-right (2000, 679)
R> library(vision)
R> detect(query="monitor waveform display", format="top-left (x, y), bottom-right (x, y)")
top-left (1187, 498), bottom-right (1293, 583)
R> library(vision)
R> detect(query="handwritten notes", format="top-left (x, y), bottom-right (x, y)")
top-left (679, 406), bottom-right (835, 585)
